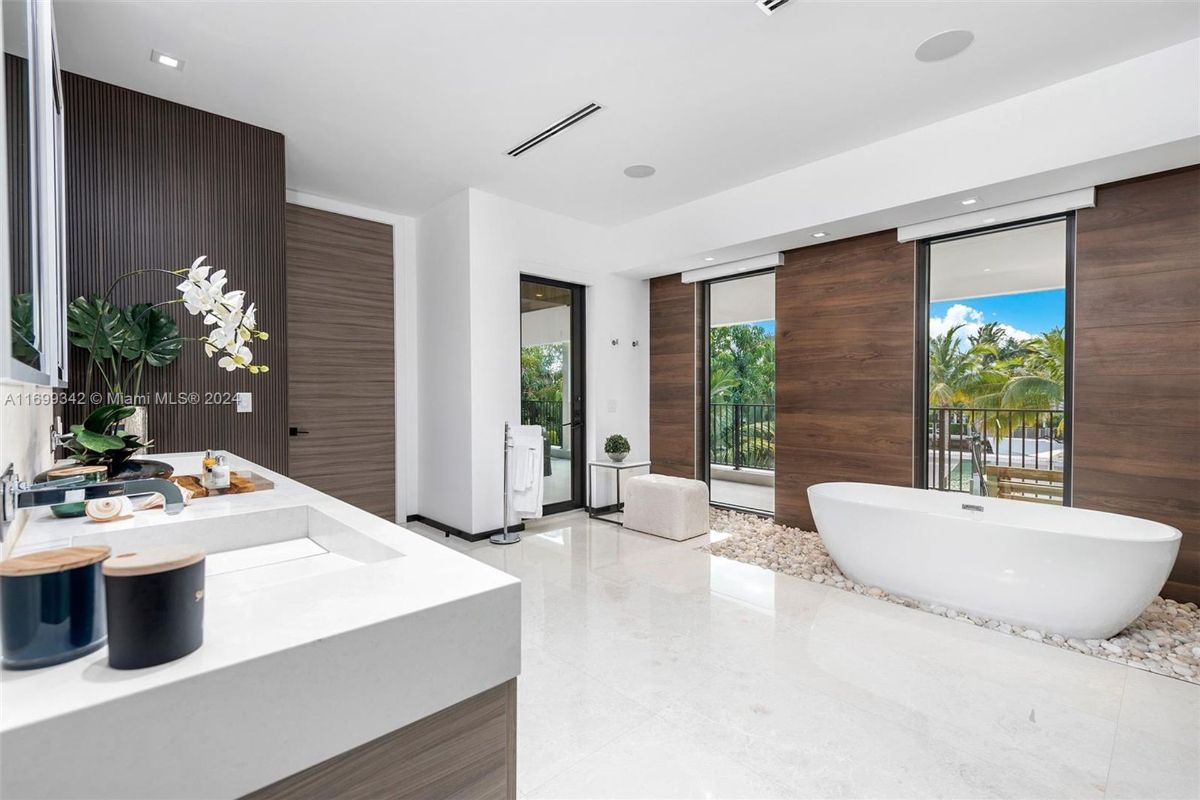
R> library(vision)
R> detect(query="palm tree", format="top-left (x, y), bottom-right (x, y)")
top-left (1001, 327), bottom-right (1065, 408)
top-left (928, 324), bottom-right (1004, 406)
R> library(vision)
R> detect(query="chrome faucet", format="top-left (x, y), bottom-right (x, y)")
top-left (1, 465), bottom-right (184, 542)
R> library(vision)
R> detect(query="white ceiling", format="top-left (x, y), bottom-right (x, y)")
top-left (53, 1), bottom-right (1200, 226)
top-left (930, 219), bottom-right (1066, 303)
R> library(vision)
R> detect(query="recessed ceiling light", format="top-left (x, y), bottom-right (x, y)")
top-left (983, 217), bottom-right (996, 224)
top-left (623, 164), bottom-right (656, 179)
top-left (960, 196), bottom-right (979, 206)
top-left (150, 49), bottom-right (184, 71)
top-left (914, 30), bottom-right (974, 63)
top-left (983, 268), bottom-right (992, 273)
top-left (811, 232), bottom-right (827, 238)
top-left (704, 257), bottom-right (715, 261)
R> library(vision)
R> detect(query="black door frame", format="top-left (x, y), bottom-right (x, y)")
top-left (701, 267), bottom-right (777, 516)
top-left (912, 212), bottom-right (1076, 504)
top-left (519, 274), bottom-right (587, 516)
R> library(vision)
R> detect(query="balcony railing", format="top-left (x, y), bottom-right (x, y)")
top-left (521, 399), bottom-right (563, 447)
top-left (928, 406), bottom-right (1065, 502)
top-left (710, 402), bottom-right (775, 471)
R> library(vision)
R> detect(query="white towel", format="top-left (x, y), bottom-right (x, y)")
top-left (509, 424), bottom-right (544, 520)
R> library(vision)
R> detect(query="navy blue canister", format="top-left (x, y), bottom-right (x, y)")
top-left (0, 545), bottom-right (111, 670)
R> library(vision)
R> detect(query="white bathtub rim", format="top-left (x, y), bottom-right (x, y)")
top-left (807, 481), bottom-right (1182, 545)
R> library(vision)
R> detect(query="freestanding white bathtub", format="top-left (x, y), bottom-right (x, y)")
top-left (807, 482), bottom-right (1181, 640)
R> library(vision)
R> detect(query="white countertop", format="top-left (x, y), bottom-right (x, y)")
top-left (0, 452), bottom-right (521, 799)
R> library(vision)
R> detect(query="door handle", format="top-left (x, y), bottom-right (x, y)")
top-left (289, 427), bottom-right (310, 437)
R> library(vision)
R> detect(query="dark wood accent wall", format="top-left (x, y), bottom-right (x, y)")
top-left (775, 231), bottom-right (916, 529)
top-left (64, 73), bottom-right (287, 471)
top-left (649, 274), bottom-right (699, 479)
top-left (244, 679), bottom-right (517, 800)
top-left (1074, 167), bottom-right (1200, 604)
top-left (286, 204), bottom-right (395, 520)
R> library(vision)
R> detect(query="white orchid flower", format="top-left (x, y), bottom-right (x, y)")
top-left (181, 287), bottom-right (215, 316)
top-left (206, 325), bottom-right (237, 351)
top-left (218, 344), bottom-right (253, 371)
top-left (171, 255), bottom-right (270, 372)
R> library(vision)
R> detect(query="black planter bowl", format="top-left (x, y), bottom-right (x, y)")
top-left (35, 459), bottom-right (174, 484)
top-left (107, 459), bottom-right (175, 481)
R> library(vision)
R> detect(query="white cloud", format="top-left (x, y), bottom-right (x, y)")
top-left (930, 303), bottom-right (1032, 349)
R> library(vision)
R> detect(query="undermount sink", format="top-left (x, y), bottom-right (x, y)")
top-left (68, 505), bottom-right (403, 592)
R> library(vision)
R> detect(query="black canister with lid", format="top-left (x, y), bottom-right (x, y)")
top-left (103, 545), bottom-right (205, 670)
top-left (0, 546), bottom-right (111, 669)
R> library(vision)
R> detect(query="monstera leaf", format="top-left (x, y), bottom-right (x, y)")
top-left (68, 296), bottom-right (183, 369)
top-left (67, 295), bottom-right (131, 361)
top-left (121, 304), bottom-right (182, 367)
top-left (10, 292), bottom-right (38, 365)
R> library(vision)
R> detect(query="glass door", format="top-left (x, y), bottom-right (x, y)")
top-left (916, 216), bottom-right (1073, 505)
top-left (520, 276), bottom-right (585, 514)
top-left (704, 271), bottom-right (776, 514)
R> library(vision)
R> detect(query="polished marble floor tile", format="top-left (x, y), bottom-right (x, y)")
top-left (411, 511), bottom-right (1200, 799)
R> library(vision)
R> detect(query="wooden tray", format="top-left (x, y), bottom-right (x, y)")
top-left (172, 471), bottom-right (275, 499)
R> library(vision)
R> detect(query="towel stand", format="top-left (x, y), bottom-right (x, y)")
top-left (490, 422), bottom-right (521, 545)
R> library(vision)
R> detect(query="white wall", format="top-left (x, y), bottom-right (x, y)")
top-left (0, 382), bottom-right (53, 552)
top-left (467, 189), bottom-right (648, 531)
top-left (409, 189), bottom-right (648, 533)
top-left (415, 191), bottom-right (475, 532)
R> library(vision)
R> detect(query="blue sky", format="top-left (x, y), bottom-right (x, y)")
top-left (734, 291), bottom-right (1063, 344)
top-left (930, 289), bottom-right (1064, 344)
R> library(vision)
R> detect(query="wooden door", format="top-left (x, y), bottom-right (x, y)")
top-left (286, 204), bottom-right (395, 520)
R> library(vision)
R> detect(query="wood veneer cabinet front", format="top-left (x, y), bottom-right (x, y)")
top-left (244, 680), bottom-right (517, 800)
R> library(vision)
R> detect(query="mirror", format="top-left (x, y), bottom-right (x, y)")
top-left (3, 0), bottom-right (39, 372)
top-left (2, 0), bottom-right (67, 385)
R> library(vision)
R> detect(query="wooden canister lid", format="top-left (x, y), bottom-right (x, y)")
top-left (103, 546), bottom-right (205, 577)
top-left (0, 545), bottom-right (112, 577)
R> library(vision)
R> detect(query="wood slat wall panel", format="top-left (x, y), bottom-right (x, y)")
top-left (1074, 166), bottom-right (1200, 603)
top-left (648, 274), bottom-right (698, 479)
top-left (775, 231), bottom-right (915, 529)
top-left (64, 73), bottom-right (287, 470)
top-left (286, 204), bottom-right (395, 521)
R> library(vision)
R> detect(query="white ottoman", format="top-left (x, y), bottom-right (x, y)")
top-left (623, 474), bottom-right (710, 541)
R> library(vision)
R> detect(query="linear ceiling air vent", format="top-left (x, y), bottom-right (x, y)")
top-left (506, 103), bottom-right (603, 157)
top-left (757, 0), bottom-right (791, 15)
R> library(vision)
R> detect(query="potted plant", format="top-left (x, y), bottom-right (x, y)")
top-left (604, 434), bottom-right (630, 462)
top-left (59, 256), bottom-right (269, 478)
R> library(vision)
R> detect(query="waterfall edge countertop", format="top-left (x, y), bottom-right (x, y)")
top-left (0, 452), bottom-right (521, 800)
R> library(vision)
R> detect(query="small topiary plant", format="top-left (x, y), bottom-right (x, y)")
top-left (604, 434), bottom-right (630, 461)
